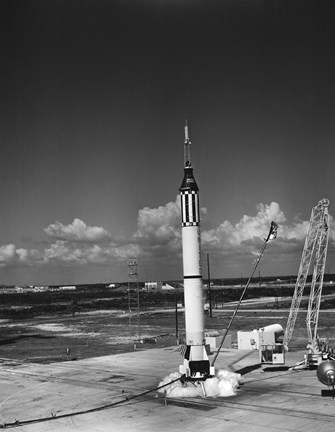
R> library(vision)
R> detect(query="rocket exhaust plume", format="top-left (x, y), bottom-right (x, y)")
top-left (158, 370), bottom-right (242, 398)
top-left (178, 121), bottom-right (214, 382)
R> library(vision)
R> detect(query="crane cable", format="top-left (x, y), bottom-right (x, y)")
top-left (211, 221), bottom-right (278, 367)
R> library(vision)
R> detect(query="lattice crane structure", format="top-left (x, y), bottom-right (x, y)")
top-left (283, 198), bottom-right (331, 368)
top-left (127, 258), bottom-right (141, 343)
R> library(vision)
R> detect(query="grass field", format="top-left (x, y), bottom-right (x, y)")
top-left (1, 305), bottom-right (334, 364)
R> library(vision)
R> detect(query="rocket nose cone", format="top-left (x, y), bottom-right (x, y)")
top-left (180, 167), bottom-right (199, 192)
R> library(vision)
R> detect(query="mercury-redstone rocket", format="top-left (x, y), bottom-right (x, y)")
top-left (179, 122), bottom-right (215, 381)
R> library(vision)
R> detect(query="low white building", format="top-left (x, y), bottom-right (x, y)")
top-left (161, 283), bottom-right (175, 290)
top-left (144, 281), bottom-right (176, 291)
top-left (59, 286), bottom-right (76, 291)
top-left (33, 286), bottom-right (49, 292)
top-left (144, 281), bottom-right (162, 291)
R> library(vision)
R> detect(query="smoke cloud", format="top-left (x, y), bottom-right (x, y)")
top-left (158, 370), bottom-right (242, 398)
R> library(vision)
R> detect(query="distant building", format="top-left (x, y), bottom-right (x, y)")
top-left (144, 281), bottom-right (175, 291)
top-left (59, 286), bottom-right (76, 291)
top-left (33, 286), bottom-right (49, 292)
top-left (161, 283), bottom-right (175, 291)
top-left (144, 281), bottom-right (162, 291)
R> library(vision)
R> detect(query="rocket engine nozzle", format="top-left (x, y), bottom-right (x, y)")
top-left (188, 360), bottom-right (212, 381)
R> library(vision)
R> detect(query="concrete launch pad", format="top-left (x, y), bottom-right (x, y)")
top-left (0, 347), bottom-right (334, 431)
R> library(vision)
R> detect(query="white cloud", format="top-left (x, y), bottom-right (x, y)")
top-left (1, 200), bottom-right (335, 279)
top-left (200, 201), bottom-right (335, 271)
top-left (44, 218), bottom-right (111, 242)
top-left (135, 196), bottom-right (208, 253)
top-left (135, 197), bottom-right (180, 242)
top-left (45, 241), bottom-right (87, 264)
top-left (202, 202), bottom-right (286, 250)
top-left (329, 214), bottom-right (335, 246)
top-left (0, 244), bottom-right (18, 265)
top-left (0, 244), bottom-right (44, 267)
top-left (44, 239), bottom-right (142, 266)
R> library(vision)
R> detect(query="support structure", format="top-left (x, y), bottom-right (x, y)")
top-left (127, 258), bottom-right (141, 342)
top-left (283, 198), bottom-right (330, 368)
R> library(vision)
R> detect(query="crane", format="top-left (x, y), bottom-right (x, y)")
top-left (283, 198), bottom-right (331, 368)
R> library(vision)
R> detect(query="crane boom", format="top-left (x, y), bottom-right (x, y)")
top-left (306, 205), bottom-right (329, 347)
top-left (283, 198), bottom-right (330, 349)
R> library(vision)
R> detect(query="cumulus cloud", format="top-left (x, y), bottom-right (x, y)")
top-left (136, 198), bottom-right (180, 242)
top-left (44, 218), bottom-right (111, 242)
top-left (134, 197), bottom-right (181, 254)
top-left (198, 201), bottom-right (335, 277)
top-left (329, 214), bottom-right (335, 245)
top-left (44, 240), bottom-right (141, 265)
top-left (0, 244), bottom-right (18, 266)
top-left (1, 200), bottom-right (334, 277)
top-left (201, 202), bottom-right (287, 252)
top-left (0, 244), bottom-right (44, 267)
top-left (134, 196), bottom-right (207, 255)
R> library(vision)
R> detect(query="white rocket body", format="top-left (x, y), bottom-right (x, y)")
top-left (181, 191), bottom-right (204, 345)
top-left (179, 124), bottom-right (215, 380)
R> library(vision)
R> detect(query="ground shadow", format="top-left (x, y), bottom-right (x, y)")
top-left (234, 363), bottom-right (263, 375)
top-left (0, 333), bottom-right (55, 345)
top-left (262, 366), bottom-right (290, 372)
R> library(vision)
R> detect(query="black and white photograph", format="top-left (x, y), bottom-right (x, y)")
top-left (1, 0), bottom-right (335, 430)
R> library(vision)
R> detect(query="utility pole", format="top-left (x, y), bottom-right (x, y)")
top-left (207, 253), bottom-right (212, 318)
top-left (175, 289), bottom-right (179, 344)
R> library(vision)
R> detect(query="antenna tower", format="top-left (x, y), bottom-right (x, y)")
top-left (184, 120), bottom-right (191, 168)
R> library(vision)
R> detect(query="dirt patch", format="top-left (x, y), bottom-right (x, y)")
top-left (0, 310), bottom-right (178, 363)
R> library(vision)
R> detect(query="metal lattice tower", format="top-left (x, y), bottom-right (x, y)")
top-left (283, 198), bottom-right (330, 349)
top-left (306, 201), bottom-right (330, 346)
top-left (127, 258), bottom-right (141, 341)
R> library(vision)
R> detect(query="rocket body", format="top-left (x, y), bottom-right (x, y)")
top-left (179, 124), bottom-right (214, 380)
top-left (180, 181), bottom-right (204, 347)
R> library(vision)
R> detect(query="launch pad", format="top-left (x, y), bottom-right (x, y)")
top-left (1, 346), bottom-right (335, 431)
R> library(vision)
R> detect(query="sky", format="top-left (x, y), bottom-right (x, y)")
top-left (1, 0), bottom-right (335, 285)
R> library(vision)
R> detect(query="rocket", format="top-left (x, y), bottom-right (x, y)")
top-left (179, 121), bottom-right (215, 381)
